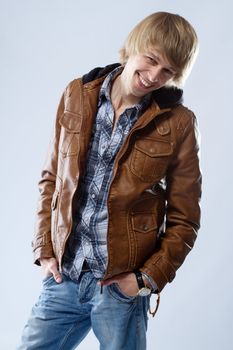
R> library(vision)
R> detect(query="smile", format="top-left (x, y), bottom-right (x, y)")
top-left (138, 74), bottom-right (153, 88)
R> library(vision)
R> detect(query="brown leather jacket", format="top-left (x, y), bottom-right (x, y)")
top-left (32, 64), bottom-right (201, 292)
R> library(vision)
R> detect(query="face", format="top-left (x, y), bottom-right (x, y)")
top-left (121, 49), bottom-right (176, 101)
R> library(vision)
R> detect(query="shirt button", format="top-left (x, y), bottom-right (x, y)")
top-left (142, 224), bottom-right (148, 231)
top-left (91, 193), bottom-right (96, 199)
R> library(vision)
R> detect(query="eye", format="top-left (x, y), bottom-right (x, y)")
top-left (163, 68), bottom-right (174, 77)
top-left (146, 56), bottom-right (157, 65)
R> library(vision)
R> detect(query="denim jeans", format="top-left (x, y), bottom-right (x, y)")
top-left (17, 271), bottom-right (150, 350)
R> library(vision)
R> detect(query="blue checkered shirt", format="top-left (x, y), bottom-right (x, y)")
top-left (63, 67), bottom-right (151, 281)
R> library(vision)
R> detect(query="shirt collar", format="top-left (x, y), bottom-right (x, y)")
top-left (98, 66), bottom-right (122, 107)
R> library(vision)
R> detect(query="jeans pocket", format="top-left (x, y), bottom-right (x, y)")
top-left (108, 283), bottom-right (137, 303)
top-left (42, 275), bottom-right (55, 286)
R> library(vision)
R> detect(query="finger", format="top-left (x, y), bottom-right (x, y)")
top-left (50, 267), bottom-right (62, 283)
top-left (53, 271), bottom-right (62, 283)
top-left (49, 262), bottom-right (62, 283)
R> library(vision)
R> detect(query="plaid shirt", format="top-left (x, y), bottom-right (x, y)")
top-left (63, 67), bottom-right (151, 281)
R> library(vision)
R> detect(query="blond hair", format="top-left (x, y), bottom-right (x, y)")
top-left (119, 12), bottom-right (199, 87)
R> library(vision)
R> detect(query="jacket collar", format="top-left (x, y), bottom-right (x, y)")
top-left (82, 63), bottom-right (183, 109)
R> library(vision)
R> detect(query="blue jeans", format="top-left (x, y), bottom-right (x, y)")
top-left (17, 272), bottom-right (150, 350)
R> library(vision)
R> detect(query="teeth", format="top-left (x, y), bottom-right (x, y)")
top-left (139, 75), bottom-right (151, 88)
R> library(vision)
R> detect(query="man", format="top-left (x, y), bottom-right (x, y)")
top-left (18, 11), bottom-right (201, 350)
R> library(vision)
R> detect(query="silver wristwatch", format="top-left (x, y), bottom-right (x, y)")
top-left (134, 271), bottom-right (151, 296)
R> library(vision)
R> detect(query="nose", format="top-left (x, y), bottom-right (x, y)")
top-left (148, 67), bottom-right (161, 83)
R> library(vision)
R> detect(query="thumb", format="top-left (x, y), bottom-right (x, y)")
top-left (100, 277), bottom-right (118, 286)
top-left (50, 265), bottom-right (62, 283)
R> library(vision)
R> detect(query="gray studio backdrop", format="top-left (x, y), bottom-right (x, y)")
top-left (1, 0), bottom-right (232, 349)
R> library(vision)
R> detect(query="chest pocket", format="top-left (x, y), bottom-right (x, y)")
top-left (130, 138), bottom-right (173, 182)
top-left (59, 111), bottom-right (82, 157)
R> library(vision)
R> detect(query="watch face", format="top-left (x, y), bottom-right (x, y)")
top-left (138, 287), bottom-right (151, 297)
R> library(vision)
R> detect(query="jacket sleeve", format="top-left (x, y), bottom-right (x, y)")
top-left (31, 91), bottom-right (65, 265)
top-left (141, 111), bottom-right (202, 292)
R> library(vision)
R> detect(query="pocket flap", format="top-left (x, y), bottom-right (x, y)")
top-left (132, 213), bottom-right (157, 233)
top-left (135, 139), bottom-right (172, 157)
top-left (59, 111), bottom-right (82, 133)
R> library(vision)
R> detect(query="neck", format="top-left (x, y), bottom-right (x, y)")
top-left (111, 74), bottom-right (140, 110)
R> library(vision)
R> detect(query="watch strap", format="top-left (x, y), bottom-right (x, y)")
top-left (134, 270), bottom-right (145, 290)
